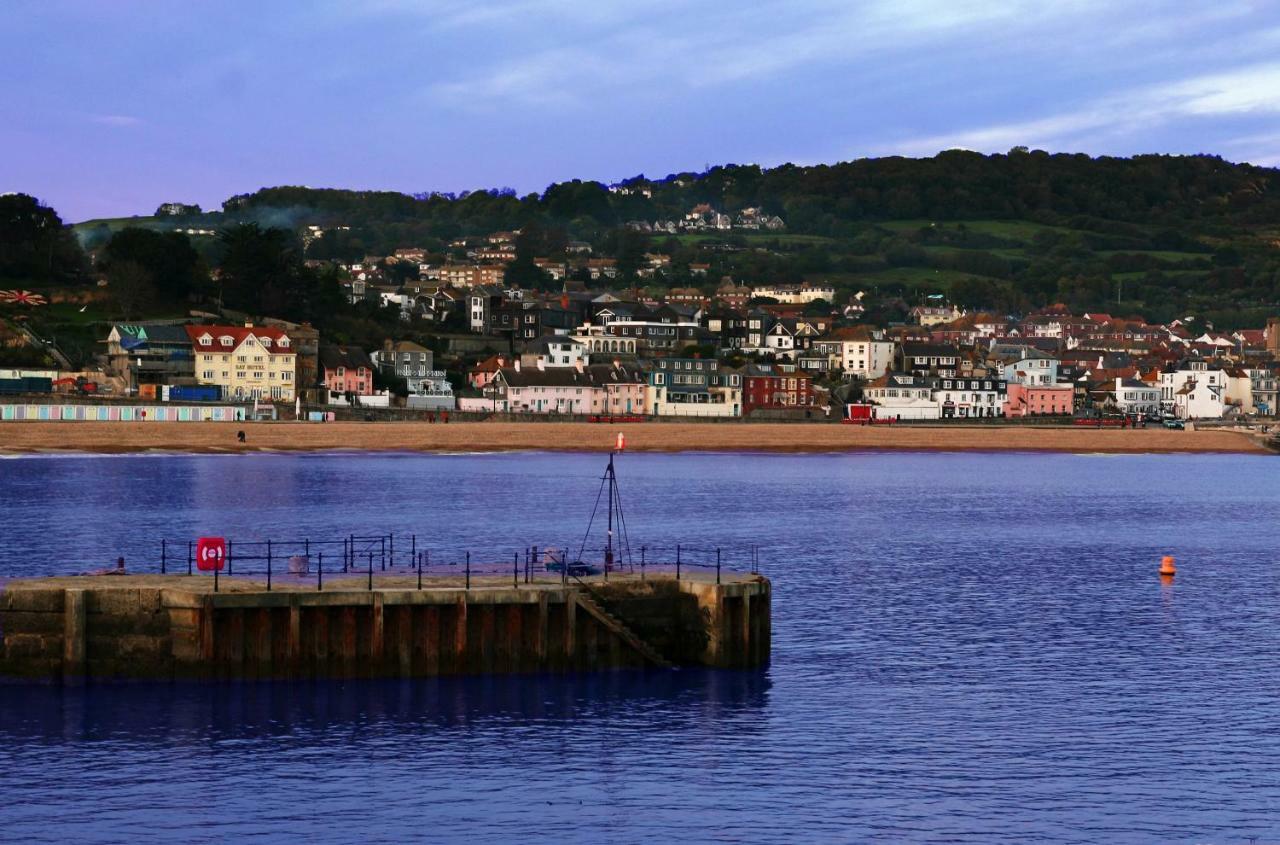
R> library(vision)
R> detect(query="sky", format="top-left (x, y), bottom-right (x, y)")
top-left (3, 0), bottom-right (1279, 222)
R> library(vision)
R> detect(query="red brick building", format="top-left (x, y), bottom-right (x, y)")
top-left (742, 364), bottom-right (814, 414)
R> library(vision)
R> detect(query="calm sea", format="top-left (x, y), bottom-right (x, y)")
top-left (1, 450), bottom-right (1279, 844)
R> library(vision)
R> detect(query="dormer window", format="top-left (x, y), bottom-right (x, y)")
top-left (219, 335), bottom-right (233, 347)
top-left (278, 337), bottom-right (290, 348)
top-left (258, 336), bottom-right (272, 346)
top-left (199, 333), bottom-right (213, 345)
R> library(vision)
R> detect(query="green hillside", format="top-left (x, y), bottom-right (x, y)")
top-left (2, 151), bottom-right (1276, 369)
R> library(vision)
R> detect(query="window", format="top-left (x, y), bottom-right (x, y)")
top-left (202, 370), bottom-right (215, 379)
top-left (220, 336), bottom-right (233, 346)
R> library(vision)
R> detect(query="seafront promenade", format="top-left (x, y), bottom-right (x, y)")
top-left (0, 420), bottom-right (1269, 454)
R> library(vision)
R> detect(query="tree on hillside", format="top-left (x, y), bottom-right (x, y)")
top-left (0, 194), bottom-right (87, 284)
top-left (100, 227), bottom-right (205, 302)
top-left (106, 260), bottom-right (155, 320)
top-left (216, 223), bottom-right (299, 313)
top-left (216, 223), bottom-right (346, 323)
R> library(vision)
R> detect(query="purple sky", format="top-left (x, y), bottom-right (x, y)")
top-left (4, 1), bottom-right (1279, 222)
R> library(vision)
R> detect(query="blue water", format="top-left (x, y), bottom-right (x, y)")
top-left (2, 450), bottom-right (1280, 843)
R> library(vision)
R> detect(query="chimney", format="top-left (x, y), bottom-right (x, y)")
top-left (537, 358), bottom-right (545, 371)
top-left (514, 359), bottom-right (521, 372)
top-left (575, 359), bottom-right (584, 374)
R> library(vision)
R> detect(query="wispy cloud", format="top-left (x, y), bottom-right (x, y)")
top-left (882, 61), bottom-right (1280, 157)
top-left (89, 114), bottom-right (142, 128)
top-left (420, 0), bottom-right (1190, 110)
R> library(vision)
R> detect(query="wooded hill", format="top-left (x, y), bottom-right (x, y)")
top-left (65, 150), bottom-right (1280, 329)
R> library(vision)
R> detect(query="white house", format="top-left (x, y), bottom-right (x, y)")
top-left (934, 375), bottom-right (1006, 418)
top-left (521, 336), bottom-right (587, 369)
top-left (1160, 361), bottom-right (1243, 419)
top-left (763, 321), bottom-right (796, 359)
top-left (750, 283), bottom-right (835, 304)
top-left (864, 373), bottom-right (940, 420)
top-left (1114, 378), bottom-right (1161, 417)
top-left (1000, 354), bottom-right (1059, 386)
top-left (812, 326), bottom-right (894, 379)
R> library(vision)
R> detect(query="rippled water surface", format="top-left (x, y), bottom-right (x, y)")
top-left (2, 450), bottom-right (1280, 843)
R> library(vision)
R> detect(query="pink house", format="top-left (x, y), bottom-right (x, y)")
top-left (1004, 383), bottom-right (1073, 417)
top-left (320, 345), bottom-right (376, 398)
top-left (467, 355), bottom-right (507, 390)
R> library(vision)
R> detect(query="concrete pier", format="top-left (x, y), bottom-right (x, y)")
top-left (0, 574), bottom-right (770, 682)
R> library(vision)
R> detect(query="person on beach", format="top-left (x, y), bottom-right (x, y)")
top-left (237, 430), bottom-right (246, 443)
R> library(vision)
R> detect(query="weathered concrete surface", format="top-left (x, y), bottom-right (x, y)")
top-left (0, 574), bottom-right (770, 682)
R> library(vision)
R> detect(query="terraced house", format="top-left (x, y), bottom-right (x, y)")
top-left (185, 323), bottom-right (296, 401)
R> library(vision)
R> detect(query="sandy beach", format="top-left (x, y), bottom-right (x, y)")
top-left (0, 420), bottom-right (1269, 455)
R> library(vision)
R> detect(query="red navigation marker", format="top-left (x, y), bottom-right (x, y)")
top-left (196, 537), bottom-right (227, 572)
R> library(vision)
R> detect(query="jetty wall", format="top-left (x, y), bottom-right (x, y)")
top-left (0, 577), bottom-right (769, 682)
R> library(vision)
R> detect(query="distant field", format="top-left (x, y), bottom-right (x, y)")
top-left (875, 219), bottom-right (1076, 241)
top-left (674, 232), bottom-right (837, 246)
top-left (811, 266), bottom-right (998, 291)
top-left (1096, 249), bottom-right (1208, 262)
top-left (73, 215), bottom-right (162, 232)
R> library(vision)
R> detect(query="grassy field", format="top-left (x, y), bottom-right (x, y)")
top-left (671, 232), bottom-right (838, 246)
top-left (1096, 249), bottom-right (1209, 262)
top-left (875, 219), bottom-right (1075, 241)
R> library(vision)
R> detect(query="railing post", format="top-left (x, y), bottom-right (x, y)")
top-left (227, 540), bottom-right (233, 575)
top-left (304, 538), bottom-right (310, 560)
top-left (368, 552), bottom-right (374, 591)
top-left (381, 537), bottom-right (387, 571)
top-left (641, 545), bottom-right (646, 581)
top-left (187, 540), bottom-right (193, 576)
top-left (514, 552), bottom-right (519, 588)
top-left (716, 547), bottom-right (721, 585)
top-left (214, 561), bottom-right (219, 593)
top-left (417, 550), bottom-right (423, 591)
top-left (267, 539), bottom-right (273, 591)
top-left (317, 551), bottom-right (323, 592)
top-left (465, 551), bottom-right (471, 591)
top-left (161, 539), bottom-right (167, 575)
top-left (411, 535), bottom-right (416, 565)
top-left (676, 544), bottom-right (681, 581)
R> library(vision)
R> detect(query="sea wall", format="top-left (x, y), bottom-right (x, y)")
top-left (0, 577), bottom-right (770, 682)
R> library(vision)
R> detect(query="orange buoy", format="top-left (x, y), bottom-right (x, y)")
top-left (1159, 555), bottom-right (1176, 578)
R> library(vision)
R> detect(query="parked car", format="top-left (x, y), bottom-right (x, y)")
top-left (1162, 418), bottom-right (1185, 430)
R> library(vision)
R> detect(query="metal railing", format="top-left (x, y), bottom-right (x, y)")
top-left (148, 534), bottom-right (761, 592)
